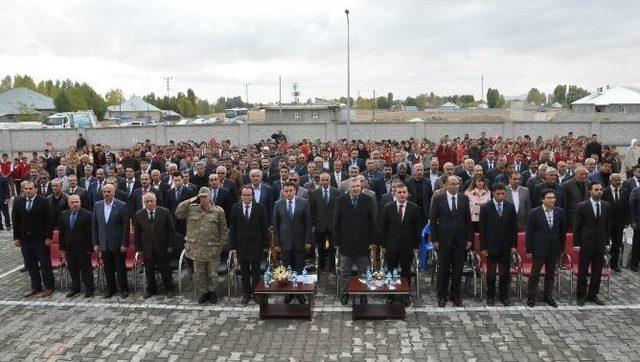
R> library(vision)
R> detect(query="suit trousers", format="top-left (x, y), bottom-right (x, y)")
top-left (609, 224), bottom-right (624, 268)
top-left (66, 249), bottom-right (94, 293)
top-left (193, 260), bottom-right (217, 296)
top-left (576, 246), bottom-right (604, 300)
top-left (21, 241), bottom-right (55, 292)
top-left (0, 202), bottom-right (10, 229)
top-left (385, 248), bottom-right (413, 286)
top-left (527, 252), bottom-right (559, 300)
top-left (101, 249), bottom-right (128, 293)
top-left (144, 249), bottom-right (174, 293)
top-left (339, 254), bottom-right (370, 294)
top-left (239, 259), bottom-right (261, 296)
top-left (486, 253), bottom-right (511, 300)
top-left (437, 243), bottom-right (466, 300)
top-left (282, 247), bottom-right (305, 274)
top-left (314, 230), bottom-right (335, 271)
top-left (630, 228), bottom-right (640, 269)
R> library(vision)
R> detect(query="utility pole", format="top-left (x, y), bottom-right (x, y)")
top-left (345, 9), bottom-right (351, 140)
top-left (243, 82), bottom-right (250, 122)
top-left (278, 76), bottom-right (282, 123)
top-left (481, 75), bottom-right (484, 103)
top-left (164, 76), bottom-right (173, 98)
top-left (372, 89), bottom-right (376, 122)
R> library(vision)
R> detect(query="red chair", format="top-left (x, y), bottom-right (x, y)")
top-left (91, 252), bottom-right (103, 291)
top-left (124, 230), bottom-right (143, 292)
top-left (517, 232), bottom-right (561, 300)
top-left (476, 232), bottom-right (521, 300)
top-left (49, 230), bottom-right (68, 289)
top-left (560, 233), bottom-right (611, 299)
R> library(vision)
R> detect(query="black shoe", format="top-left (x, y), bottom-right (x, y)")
top-left (66, 290), bottom-right (80, 298)
top-left (577, 298), bottom-right (586, 306)
top-left (120, 291), bottom-right (129, 299)
top-left (527, 299), bottom-right (536, 307)
top-left (104, 291), bottom-right (116, 299)
top-left (297, 295), bottom-right (306, 304)
top-left (500, 299), bottom-right (512, 307)
top-left (284, 294), bottom-right (294, 304)
top-left (437, 298), bottom-right (446, 308)
top-left (165, 290), bottom-right (175, 299)
top-left (340, 294), bottom-right (349, 305)
top-left (404, 297), bottom-right (412, 307)
top-left (143, 291), bottom-right (155, 299)
top-left (486, 298), bottom-right (495, 306)
top-left (359, 295), bottom-right (368, 305)
top-left (198, 293), bottom-right (209, 304)
top-left (240, 295), bottom-right (250, 305)
top-left (452, 298), bottom-right (463, 307)
top-left (84, 290), bottom-right (94, 298)
top-left (209, 292), bottom-right (218, 304)
top-left (544, 297), bottom-right (558, 308)
top-left (612, 265), bottom-right (622, 272)
top-left (587, 296), bottom-right (605, 306)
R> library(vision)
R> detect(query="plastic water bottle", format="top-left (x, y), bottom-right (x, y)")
top-left (264, 268), bottom-right (271, 287)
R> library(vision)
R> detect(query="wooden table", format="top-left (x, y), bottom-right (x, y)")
top-left (347, 277), bottom-right (410, 320)
top-left (253, 280), bottom-right (316, 320)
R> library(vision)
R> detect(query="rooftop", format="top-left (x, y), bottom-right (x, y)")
top-left (572, 86), bottom-right (640, 106)
top-left (108, 95), bottom-right (161, 112)
top-left (0, 87), bottom-right (55, 116)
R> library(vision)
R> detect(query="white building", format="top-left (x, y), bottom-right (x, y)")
top-left (438, 101), bottom-right (460, 110)
top-left (0, 87), bottom-right (55, 122)
top-left (106, 95), bottom-right (162, 123)
top-left (571, 86), bottom-right (640, 113)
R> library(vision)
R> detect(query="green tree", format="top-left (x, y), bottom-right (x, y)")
top-left (12, 75), bottom-right (36, 90)
top-left (552, 84), bottom-right (567, 105)
top-left (376, 96), bottom-right (390, 109)
top-left (486, 88), bottom-right (501, 108)
top-left (105, 89), bottom-right (125, 106)
top-left (566, 85), bottom-right (590, 105)
top-left (387, 92), bottom-right (393, 103)
top-left (54, 90), bottom-right (72, 112)
top-left (526, 88), bottom-right (546, 105)
top-left (0, 75), bottom-right (11, 92)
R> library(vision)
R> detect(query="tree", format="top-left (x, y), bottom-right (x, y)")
top-left (54, 90), bottom-right (72, 112)
top-left (12, 75), bottom-right (36, 90)
top-left (566, 85), bottom-right (590, 105)
top-left (387, 92), bottom-right (393, 103)
top-left (486, 88), bottom-right (500, 108)
top-left (376, 96), bottom-right (391, 109)
top-left (526, 88), bottom-right (546, 105)
top-left (0, 75), bottom-right (11, 92)
top-left (105, 89), bottom-right (125, 106)
top-left (552, 84), bottom-right (567, 106)
top-left (16, 103), bottom-right (39, 122)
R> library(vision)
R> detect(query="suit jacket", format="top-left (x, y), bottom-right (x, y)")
top-left (12, 195), bottom-right (53, 242)
top-left (404, 177), bottom-right (433, 219)
top-left (272, 196), bottom-right (312, 250)
top-left (133, 207), bottom-right (175, 255)
top-left (332, 193), bottom-right (377, 257)
top-left (65, 186), bottom-right (89, 208)
top-left (130, 187), bottom-right (159, 214)
top-left (429, 192), bottom-right (473, 248)
top-left (309, 186), bottom-right (339, 233)
top-left (229, 201), bottom-right (269, 260)
top-left (561, 178), bottom-right (591, 226)
top-left (92, 198), bottom-right (130, 252)
top-left (212, 186), bottom-right (234, 224)
top-left (47, 193), bottom-right (69, 229)
top-left (479, 200), bottom-right (518, 256)
top-left (0, 176), bottom-right (9, 203)
top-left (506, 186), bottom-right (531, 231)
top-left (379, 200), bottom-right (421, 251)
top-left (630, 187), bottom-right (640, 225)
top-left (120, 178), bottom-right (142, 197)
top-left (252, 183), bottom-right (275, 223)
top-left (58, 208), bottom-right (93, 255)
top-left (532, 182), bottom-right (565, 210)
top-left (330, 172), bottom-right (348, 188)
top-left (573, 200), bottom-right (611, 251)
top-left (623, 177), bottom-right (640, 194)
top-left (525, 206), bottom-right (567, 260)
top-left (165, 185), bottom-right (192, 234)
top-left (347, 157), bottom-right (365, 172)
top-left (602, 186), bottom-right (630, 227)
top-left (222, 178), bottom-right (238, 200)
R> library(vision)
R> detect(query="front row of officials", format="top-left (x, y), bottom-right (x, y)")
top-left (12, 174), bottom-right (614, 308)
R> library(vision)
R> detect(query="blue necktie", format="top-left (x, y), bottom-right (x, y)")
top-left (351, 197), bottom-right (357, 208)
top-left (70, 211), bottom-right (77, 228)
top-left (288, 200), bottom-right (294, 219)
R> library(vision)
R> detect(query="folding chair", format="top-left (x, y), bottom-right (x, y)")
top-left (560, 233), bottom-right (611, 299)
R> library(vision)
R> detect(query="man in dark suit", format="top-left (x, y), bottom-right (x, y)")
top-left (404, 163), bottom-right (433, 226)
top-left (330, 161), bottom-right (348, 189)
top-left (12, 181), bottom-right (55, 297)
top-left (379, 184), bottom-right (421, 306)
top-left (216, 165), bottom-right (238, 201)
top-left (92, 184), bottom-right (130, 299)
top-left (347, 149), bottom-right (365, 172)
top-left (248, 169), bottom-right (275, 224)
top-left (273, 181), bottom-right (312, 304)
top-left (0, 174), bottom-right (11, 230)
top-left (479, 183), bottom-right (518, 306)
top-left (333, 178), bottom-right (377, 305)
top-left (623, 165), bottom-right (640, 193)
top-left (230, 186), bottom-right (269, 304)
top-left (47, 180), bottom-right (69, 229)
top-left (506, 172), bottom-right (531, 231)
top-left (310, 173), bottom-right (339, 272)
top-left (531, 167), bottom-right (565, 209)
top-left (133, 192), bottom-right (176, 298)
top-left (562, 166), bottom-right (591, 229)
top-left (574, 182), bottom-right (611, 306)
top-left (603, 173), bottom-right (630, 272)
top-left (58, 194), bottom-right (94, 298)
top-left (130, 173), bottom-right (158, 214)
top-left (629, 181), bottom-right (640, 271)
top-left (65, 175), bottom-right (89, 209)
top-left (208, 173), bottom-right (233, 224)
top-left (429, 175), bottom-right (473, 307)
top-left (526, 189), bottom-right (567, 308)
top-left (165, 172), bottom-right (191, 237)
top-left (121, 167), bottom-right (141, 198)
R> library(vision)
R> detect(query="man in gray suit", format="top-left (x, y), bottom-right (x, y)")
top-left (505, 172), bottom-right (531, 231)
top-left (623, 165), bottom-right (640, 193)
top-left (273, 181), bottom-right (312, 304)
top-left (562, 166), bottom-right (591, 229)
top-left (92, 184), bottom-right (130, 299)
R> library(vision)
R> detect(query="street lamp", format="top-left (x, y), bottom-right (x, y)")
top-left (345, 9), bottom-right (351, 141)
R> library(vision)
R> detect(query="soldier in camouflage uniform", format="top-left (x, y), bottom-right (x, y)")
top-left (176, 187), bottom-right (228, 304)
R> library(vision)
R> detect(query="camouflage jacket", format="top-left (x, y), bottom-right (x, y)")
top-left (175, 197), bottom-right (228, 261)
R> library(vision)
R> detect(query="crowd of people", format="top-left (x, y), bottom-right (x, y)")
top-left (1, 131), bottom-right (640, 308)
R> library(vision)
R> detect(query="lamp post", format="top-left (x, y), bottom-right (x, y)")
top-left (345, 9), bottom-right (351, 141)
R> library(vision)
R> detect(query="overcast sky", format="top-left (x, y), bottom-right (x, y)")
top-left (1, 0), bottom-right (639, 103)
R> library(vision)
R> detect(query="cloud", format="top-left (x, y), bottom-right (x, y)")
top-left (1, 0), bottom-right (638, 103)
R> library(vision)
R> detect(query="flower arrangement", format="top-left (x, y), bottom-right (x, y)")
top-left (372, 269), bottom-right (385, 287)
top-left (270, 263), bottom-right (291, 286)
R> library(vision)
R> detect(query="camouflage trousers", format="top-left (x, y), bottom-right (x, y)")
top-left (193, 259), bottom-right (219, 297)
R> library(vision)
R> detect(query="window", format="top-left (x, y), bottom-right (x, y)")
top-left (619, 105), bottom-right (627, 113)
top-left (293, 112), bottom-right (300, 119)
top-left (312, 112), bottom-right (319, 118)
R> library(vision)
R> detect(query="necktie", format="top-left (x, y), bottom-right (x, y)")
top-left (546, 211), bottom-right (553, 228)
top-left (451, 195), bottom-right (457, 213)
top-left (398, 204), bottom-right (404, 221)
top-left (26, 198), bottom-right (32, 212)
top-left (595, 202), bottom-right (600, 220)
top-left (245, 205), bottom-right (250, 220)
top-left (213, 189), bottom-right (218, 200)
top-left (70, 188), bottom-right (75, 194)
top-left (497, 202), bottom-right (503, 217)
top-left (128, 181), bottom-right (133, 194)
top-left (70, 211), bottom-right (77, 228)
top-left (614, 188), bottom-right (619, 204)
top-left (323, 188), bottom-right (329, 202)
top-left (175, 187), bottom-right (181, 200)
top-left (288, 200), bottom-right (294, 218)
top-left (351, 197), bottom-right (357, 208)
top-left (149, 211), bottom-right (155, 222)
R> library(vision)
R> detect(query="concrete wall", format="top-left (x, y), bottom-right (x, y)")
top-left (1, 120), bottom-right (639, 156)
top-left (264, 109), bottom-right (336, 123)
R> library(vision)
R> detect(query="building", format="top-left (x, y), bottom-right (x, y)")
top-left (0, 87), bottom-right (55, 122)
top-left (260, 99), bottom-right (347, 123)
top-left (401, 105), bottom-right (419, 112)
top-left (571, 86), bottom-right (640, 113)
top-left (551, 102), bottom-right (563, 109)
top-left (106, 95), bottom-right (162, 123)
top-left (438, 101), bottom-right (460, 110)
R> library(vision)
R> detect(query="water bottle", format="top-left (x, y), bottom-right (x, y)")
top-left (264, 269), bottom-right (271, 287)
top-left (291, 271), bottom-right (298, 287)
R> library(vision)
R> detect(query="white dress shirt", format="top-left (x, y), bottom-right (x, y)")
top-left (104, 200), bottom-right (114, 223)
top-left (253, 184), bottom-right (261, 202)
top-left (509, 186), bottom-right (520, 213)
top-left (446, 191), bottom-right (458, 211)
